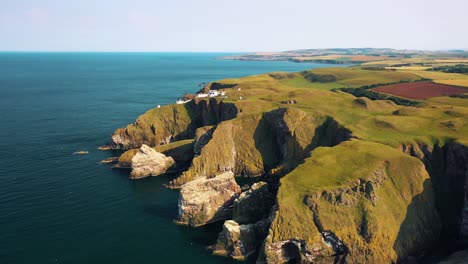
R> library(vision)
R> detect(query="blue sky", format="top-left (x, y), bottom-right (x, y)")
top-left (1, 0), bottom-right (467, 52)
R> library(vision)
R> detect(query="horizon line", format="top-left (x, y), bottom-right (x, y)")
top-left (1, 47), bottom-right (467, 53)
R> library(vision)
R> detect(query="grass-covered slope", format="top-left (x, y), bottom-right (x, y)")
top-left (265, 140), bottom-right (441, 263)
top-left (111, 99), bottom-right (237, 150)
top-left (171, 108), bottom-right (352, 186)
top-left (110, 65), bottom-right (467, 263)
top-left (276, 67), bottom-right (422, 90)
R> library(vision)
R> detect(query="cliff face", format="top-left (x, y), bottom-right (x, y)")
top-left (263, 141), bottom-right (442, 264)
top-left (107, 68), bottom-right (468, 263)
top-left (211, 219), bottom-right (270, 260)
top-left (170, 108), bottom-right (353, 187)
top-left (233, 182), bottom-right (275, 225)
top-left (176, 171), bottom-right (241, 227)
top-left (110, 99), bottom-right (237, 150)
top-left (401, 142), bottom-right (468, 244)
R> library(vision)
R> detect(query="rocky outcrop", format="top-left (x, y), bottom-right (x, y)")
top-left (233, 182), bottom-right (275, 224)
top-left (115, 139), bottom-right (194, 170)
top-left (263, 239), bottom-right (323, 264)
top-left (129, 144), bottom-right (175, 179)
top-left (211, 219), bottom-right (270, 260)
top-left (176, 171), bottom-right (241, 227)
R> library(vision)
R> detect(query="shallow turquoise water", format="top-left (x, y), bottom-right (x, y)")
top-left (0, 52), bottom-right (340, 264)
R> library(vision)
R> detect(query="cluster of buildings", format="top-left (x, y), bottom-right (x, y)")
top-left (176, 90), bottom-right (227, 104)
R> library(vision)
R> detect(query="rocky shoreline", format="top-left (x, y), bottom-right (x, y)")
top-left (101, 69), bottom-right (468, 263)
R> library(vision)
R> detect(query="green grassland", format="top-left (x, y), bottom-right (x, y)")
top-left (276, 67), bottom-right (422, 90)
top-left (113, 63), bottom-right (467, 261)
top-left (116, 66), bottom-right (467, 169)
top-left (268, 140), bottom-right (437, 263)
top-left (215, 68), bottom-right (467, 147)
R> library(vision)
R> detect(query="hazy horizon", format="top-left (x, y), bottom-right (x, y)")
top-left (1, 0), bottom-right (467, 52)
top-left (0, 48), bottom-right (467, 53)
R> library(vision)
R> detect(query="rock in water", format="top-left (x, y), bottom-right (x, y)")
top-left (130, 144), bottom-right (175, 179)
top-left (211, 219), bottom-right (270, 260)
top-left (100, 157), bottom-right (119, 164)
top-left (177, 171), bottom-right (241, 227)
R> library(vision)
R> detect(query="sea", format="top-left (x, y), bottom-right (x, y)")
top-left (0, 52), bottom-right (339, 264)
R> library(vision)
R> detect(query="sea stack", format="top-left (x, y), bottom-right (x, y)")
top-left (130, 144), bottom-right (175, 179)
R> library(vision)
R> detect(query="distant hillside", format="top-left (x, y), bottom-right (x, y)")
top-left (221, 48), bottom-right (468, 64)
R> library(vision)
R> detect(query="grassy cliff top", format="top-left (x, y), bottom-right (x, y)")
top-left (208, 66), bottom-right (467, 147)
top-left (116, 64), bottom-right (467, 151)
top-left (111, 60), bottom-right (467, 261)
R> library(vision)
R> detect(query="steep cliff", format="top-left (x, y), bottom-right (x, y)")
top-left (233, 182), bottom-right (275, 225)
top-left (176, 171), bottom-right (241, 227)
top-left (211, 219), bottom-right (270, 260)
top-left (106, 67), bottom-right (468, 263)
top-left (170, 108), bottom-right (352, 187)
top-left (400, 142), bottom-right (468, 245)
top-left (263, 140), bottom-right (442, 264)
top-left (110, 99), bottom-right (237, 150)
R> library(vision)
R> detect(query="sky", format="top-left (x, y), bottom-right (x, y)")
top-left (0, 0), bottom-right (467, 52)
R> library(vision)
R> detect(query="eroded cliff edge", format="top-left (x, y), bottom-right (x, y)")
top-left (105, 69), bottom-right (468, 263)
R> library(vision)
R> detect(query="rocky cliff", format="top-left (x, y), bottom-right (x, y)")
top-left (211, 219), bottom-right (270, 260)
top-left (263, 140), bottom-right (442, 264)
top-left (169, 108), bottom-right (352, 187)
top-left (233, 182), bottom-right (275, 225)
top-left (176, 171), bottom-right (241, 227)
top-left (110, 99), bottom-right (237, 150)
top-left (107, 68), bottom-right (468, 263)
top-left (400, 142), bottom-right (468, 245)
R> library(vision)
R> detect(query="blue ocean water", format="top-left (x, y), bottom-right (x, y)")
top-left (1, 52), bottom-right (339, 264)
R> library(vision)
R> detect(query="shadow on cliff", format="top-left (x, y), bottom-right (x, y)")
top-left (393, 179), bottom-right (441, 263)
top-left (253, 117), bottom-right (282, 176)
top-left (255, 111), bottom-right (353, 181)
top-left (253, 111), bottom-right (354, 200)
top-left (180, 99), bottom-right (238, 141)
top-left (407, 143), bottom-right (468, 262)
top-left (420, 143), bottom-right (467, 243)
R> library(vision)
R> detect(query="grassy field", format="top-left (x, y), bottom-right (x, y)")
top-left (435, 79), bottom-right (468, 87)
top-left (268, 140), bottom-right (437, 263)
top-left (277, 67), bottom-right (421, 90)
top-left (113, 62), bottom-right (468, 261)
top-left (116, 65), bottom-right (467, 165)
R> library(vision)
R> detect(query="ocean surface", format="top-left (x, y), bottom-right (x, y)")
top-left (1, 52), bottom-right (341, 264)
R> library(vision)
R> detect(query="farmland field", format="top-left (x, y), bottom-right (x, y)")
top-left (372, 81), bottom-right (468, 99)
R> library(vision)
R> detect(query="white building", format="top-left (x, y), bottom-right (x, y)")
top-left (208, 90), bottom-right (219, 97)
